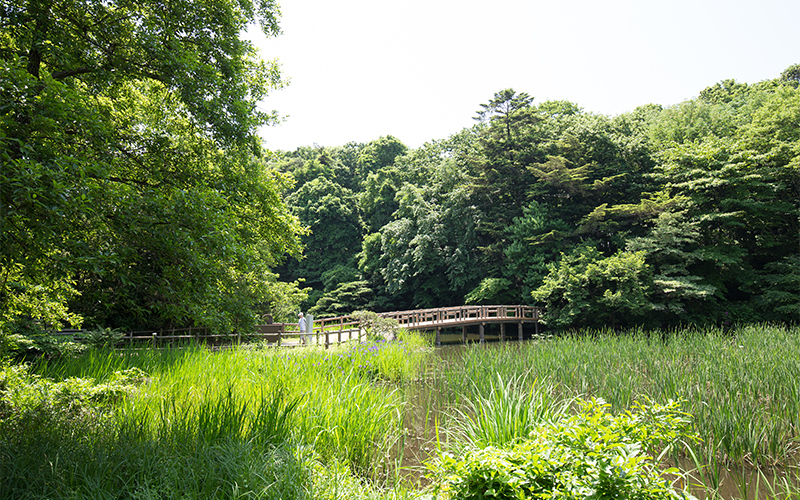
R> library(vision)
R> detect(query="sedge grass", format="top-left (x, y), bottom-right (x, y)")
top-left (4, 336), bottom-right (431, 499)
top-left (445, 373), bottom-right (575, 451)
top-left (438, 324), bottom-right (800, 469)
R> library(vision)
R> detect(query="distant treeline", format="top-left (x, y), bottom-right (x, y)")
top-left (274, 69), bottom-right (800, 329)
top-left (3, 1), bottom-right (797, 341)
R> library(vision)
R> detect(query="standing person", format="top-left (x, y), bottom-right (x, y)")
top-left (298, 312), bottom-right (307, 344)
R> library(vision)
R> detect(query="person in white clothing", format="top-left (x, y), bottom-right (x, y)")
top-left (298, 312), bottom-right (307, 344)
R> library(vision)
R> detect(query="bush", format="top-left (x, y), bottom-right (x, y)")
top-left (75, 327), bottom-right (125, 349)
top-left (352, 310), bottom-right (400, 340)
top-left (426, 398), bottom-right (697, 500)
top-left (1, 319), bottom-right (87, 361)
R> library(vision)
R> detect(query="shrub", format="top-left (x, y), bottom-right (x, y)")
top-left (352, 310), bottom-right (400, 340)
top-left (75, 327), bottom-right (126, 349)
top-left (426, 398), bottom-right (697, 500)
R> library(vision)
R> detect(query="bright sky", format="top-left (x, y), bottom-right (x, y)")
top-left (246, 0), bottom-right (800, 152)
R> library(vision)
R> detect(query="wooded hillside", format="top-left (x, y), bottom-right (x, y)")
top-left (1, 0), bottom-right (797, 333)
top-left (275, 71), bottom-right (799, 329)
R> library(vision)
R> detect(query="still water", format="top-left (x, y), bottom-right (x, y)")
top-left (393, 341), bottom-right (797, 499)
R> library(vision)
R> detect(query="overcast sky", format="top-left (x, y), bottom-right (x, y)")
top-left (246, 0), bottom-right (800, 152)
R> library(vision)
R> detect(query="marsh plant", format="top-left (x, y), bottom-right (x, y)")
top-left (445, 373), bottom-right (575, 451)
top-left (1, 336), bottom-right (431, 499)
top-left (3, 326), bottom-right (800, 499)
top-left (427, 398), bottom-right (698, 500)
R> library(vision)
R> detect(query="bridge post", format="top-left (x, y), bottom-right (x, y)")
top-left (500, 323), bottom-right (505, 341)
top-left (518, 322), bottom-right (523, 342)
top-left (436, 327), bottom-right (441, 346)
top-left (462, 325), bottom-right (467, 344)
top-left (479, 323), bottom-right (485, 344)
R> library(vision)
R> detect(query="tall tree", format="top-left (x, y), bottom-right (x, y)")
top-left (1, 0), bottom-right (304, 332)
top-left (471, 90), bottom-right (539, 276)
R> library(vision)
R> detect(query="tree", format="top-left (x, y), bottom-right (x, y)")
top-left (475, 88), bottom-right (535, 144)
top-left (281, 177), bottom-right (362, 303)
top-left (699, 79), bottom-right (750, 104)
top-left (626, 204), bottom-right (716, 325)
top-left (532, 246), bottom-right (653, 330)
top-left (359, 166), bottom-right (404, 234)
top-left (1, 0), bottom-right (304, 332)
top-left (358, 134), bottom-right (484, 309)
top-left (780, 63), bottom-right (800, 87)
top-left (470, 90), bottom-right (540, 275)
top-left (355, 135), bottom-right (407, 181)
top-left (502, 201), bottom-right (571, 301)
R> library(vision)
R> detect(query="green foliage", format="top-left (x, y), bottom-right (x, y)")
top-left (284, 176), bottom-right (362, 288)
top-left (0, 363), bottom-right (145, 435)
top-left (439, 325), bottom-right (800, 469)
top-left (464, 278), bottom-right (516, 305)
top-left (502, 201), bottom-right (572, 299)
top-left (1, 0), bottom-right (304, 334)
top-left (533, 246), bottom-right (653, 329)
top-left (755, 253), bottom-right (800, 321)
top-left (310, 280), bottom-right (374, 317)
top-left (626, 205), bottom-right (716, 325)
top-left (359, 165), bottom-right (406, 233)
top-left (351, 310), bottom-right (400, 340)
top-left (1, 341), bottom-right (432, 498)
top-left (75, 327), bottom-right (125, 349)
top-left (281, 66), bottom-right (799, 330)
top-left (356, 135), bottom-right (408, 180)
top-left (780, 63), bottom-right (800, 86)
top-left (427, 399), bottom-right (697, 500)
top-left (1, 320), bottom-right (87, 361)
top-left (358, 133), bottom-right (484, 309)
top-left (323, 332), bottom-right (430, 383)
top-left (446, 374), bottom-right (574, 450)
top-left (699, 78), bottom-right (750, 105)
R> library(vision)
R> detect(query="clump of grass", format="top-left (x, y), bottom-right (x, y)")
top-left (446, 373), bottom-right (575, 451)
top-left (3, 339), bottom-right (434, 499)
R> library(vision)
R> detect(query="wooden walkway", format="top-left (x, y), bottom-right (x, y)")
top-left (255, 305), bottom-right (541, 347)
top-left (111, 305), bottom-right (541, 348)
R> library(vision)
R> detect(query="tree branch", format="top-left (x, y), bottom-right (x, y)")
top-left (52, 66), bottom-right (94, 79)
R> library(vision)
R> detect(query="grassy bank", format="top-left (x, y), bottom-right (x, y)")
top-left (2, 324), bottom-right (799, 499)
top-left (1, 334), bottom-right (429, 499)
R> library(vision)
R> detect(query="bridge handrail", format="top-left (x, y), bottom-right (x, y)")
top-left (106, 305), bottom-right (540, 348)
top-left (303, 304), bottom-right (540, 333)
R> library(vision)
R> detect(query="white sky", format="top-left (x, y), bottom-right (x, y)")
top-left (246, 0), bottom-right (800, 152)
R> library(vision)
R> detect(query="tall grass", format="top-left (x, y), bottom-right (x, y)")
top-left (6, 325), bottom-right (799, 499)
top-left (438, 325), bottom-right (800, 469)
top-left (2, 337), bottom-right (432, 499)
top-left (444, 373), bottom-right (575, 451)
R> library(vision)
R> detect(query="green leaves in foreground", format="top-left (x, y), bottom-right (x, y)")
top-left (427, 398), bottom-right (697, 500)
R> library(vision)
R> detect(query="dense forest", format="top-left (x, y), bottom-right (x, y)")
top-left (1, 0), bottom-right (306, 336)
top-left (1, 0), bottom-right (798, 335)
top-left (274, 76), bottom-right (800, 329)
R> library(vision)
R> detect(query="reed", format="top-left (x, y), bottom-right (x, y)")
top-left (4, 336), bottom-right (431, 499)
top-left (438, 325), bottom-right (800, 469)
top-left (7, 325), bottom-right (799, 499)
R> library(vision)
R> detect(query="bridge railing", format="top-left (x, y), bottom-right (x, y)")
top-left (84, 305), bottom-right (540, 348)
top-left (379, 304), bottom-right (540, 328)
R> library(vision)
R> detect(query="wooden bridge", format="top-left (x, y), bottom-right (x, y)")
top-left (110, 305), bottom-right (541, 348)
top-left (254, 305), bottom-right (541, 347)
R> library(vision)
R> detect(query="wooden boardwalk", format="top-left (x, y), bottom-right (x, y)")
top-left (112, 305), bottom-right (541, 348)
top-left (256, 305), bottom-right (541, 347)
